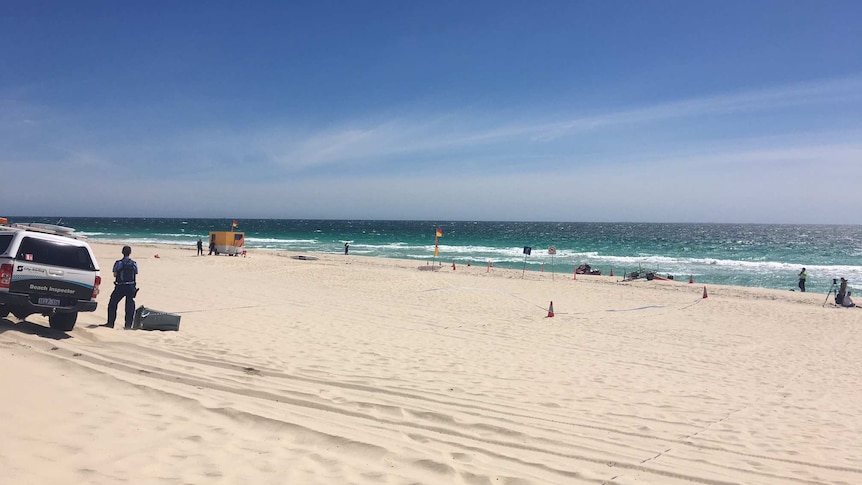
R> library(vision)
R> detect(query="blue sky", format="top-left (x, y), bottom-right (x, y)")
top-left (2, 1), bottom-right (861, 223)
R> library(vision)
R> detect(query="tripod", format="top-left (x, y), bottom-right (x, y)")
top-left (823, 281), bottom-right (838, 307)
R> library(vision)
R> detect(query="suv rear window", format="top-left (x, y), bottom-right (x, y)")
top-left (16, 236), bottom-right (96, 271)
top-left (0, 234), bottom-right (12, 254)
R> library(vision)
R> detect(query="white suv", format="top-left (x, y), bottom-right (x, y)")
top-left (0, 223), bottom-right (101, 331)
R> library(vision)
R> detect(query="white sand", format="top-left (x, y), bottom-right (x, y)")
top-left (1, 242), bottom-right (861, 484)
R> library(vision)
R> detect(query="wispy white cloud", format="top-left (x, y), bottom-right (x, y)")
top-left (247, 74), bottom-right (862, 171)
top-left (4, 74), bottom-right (860, 171)
top-left (272, 121), bottom-right (428, 168)
top-left (525, 75), bottom-right (862, 141)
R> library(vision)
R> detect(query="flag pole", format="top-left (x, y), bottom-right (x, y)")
top-left (433, 228), bottom-right (442, 266)
top-left (521, 246), bottom-right (532, 278)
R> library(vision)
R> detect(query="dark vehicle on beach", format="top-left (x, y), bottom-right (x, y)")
top-left (0, 222), bottom-right (101, 331)
top-left (575, 264), bottom-right (602, 275)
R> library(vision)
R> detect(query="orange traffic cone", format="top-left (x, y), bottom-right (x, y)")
top-left (689, 274), bottom-right (694, 284)
top-left (547, 301), bottom-right (555, 318)
top-left (609, 268), bottom-right (614, 277)
top-left (703, 286), bottom-right (708, 299)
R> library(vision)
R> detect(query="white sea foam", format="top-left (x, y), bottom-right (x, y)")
top-left (353, 242), bottom-right (409, 249)
top-left (245, 237), bottom-right (318, 244)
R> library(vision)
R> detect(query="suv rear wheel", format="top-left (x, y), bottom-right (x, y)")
top-left (49, 312), bottom-right (78, 331)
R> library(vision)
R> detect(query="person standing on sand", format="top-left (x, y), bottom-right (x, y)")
top-left (104, 245), bottom-right (138, 329)
top-left (798, 267), bottom-right (808, 292)
top-left (344, 242), bottom-right (350, 255)
top-left (836, 277), bottom-right (848, 305)
top-left (197, 238), bottom-right (203, 256)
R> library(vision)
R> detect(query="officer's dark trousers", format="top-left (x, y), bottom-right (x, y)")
top-left (107, 284), bottom-right (136, 328)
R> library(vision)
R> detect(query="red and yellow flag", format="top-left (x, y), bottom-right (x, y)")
top-left (436, 228), bottom-right (442, 238)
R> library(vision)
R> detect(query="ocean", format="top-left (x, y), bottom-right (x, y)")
top-left (10, 217), bottom-right (862, 293)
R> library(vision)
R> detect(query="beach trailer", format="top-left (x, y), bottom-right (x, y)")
top-left (209, 231), bottom-right (245, 256)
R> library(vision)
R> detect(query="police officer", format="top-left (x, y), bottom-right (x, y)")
top-left (104, 246), bottom-right (138, 329)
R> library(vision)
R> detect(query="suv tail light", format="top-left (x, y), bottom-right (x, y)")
top-left (93, 275), bottom-right (101, 298)
top-left (0, 264), bottom-right (12, 288)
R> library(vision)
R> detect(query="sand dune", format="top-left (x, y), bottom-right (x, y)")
top-left (1, 242), bottom-right (861, 484)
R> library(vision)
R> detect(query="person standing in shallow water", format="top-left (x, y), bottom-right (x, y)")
top-left (798, 267), bottom-right (808, 292)
top-left (344, 242), bottom-right (350, 255)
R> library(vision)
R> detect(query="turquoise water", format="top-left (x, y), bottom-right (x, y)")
top-left (10, 217), bottom-right (862, 293)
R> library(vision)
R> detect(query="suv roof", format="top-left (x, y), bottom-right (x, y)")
top-left (2, 222), bottom-right (88, 240)
top-left (0, 223), bottom-right (97, 269)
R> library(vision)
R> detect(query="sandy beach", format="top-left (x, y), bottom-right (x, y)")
top-left (2, 241), bottom-right (861, 485)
